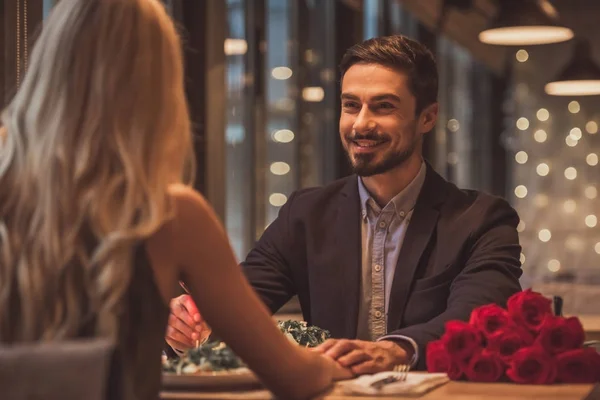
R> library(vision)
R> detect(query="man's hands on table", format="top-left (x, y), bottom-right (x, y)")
top-left (314, 338), bottom-right (412, 375)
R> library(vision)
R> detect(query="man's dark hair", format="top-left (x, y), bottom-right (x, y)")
top-left (339, 35), bottom-right (438, 115)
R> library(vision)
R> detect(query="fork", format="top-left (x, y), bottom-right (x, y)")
top-left (370, 364), bottom-right (410, 389)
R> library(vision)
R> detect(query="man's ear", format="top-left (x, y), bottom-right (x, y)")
top-left (418, 102), bottom-right (438, 134)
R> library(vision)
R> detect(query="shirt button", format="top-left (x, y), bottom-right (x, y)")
top-left (378, 221), bottom-right (387, 229)
top-left (399, 211), bottom-right (405, 218)
top-left (374, 264), bottom-right (382, 272)
top-left (375, 311), bottom-right (383, 319)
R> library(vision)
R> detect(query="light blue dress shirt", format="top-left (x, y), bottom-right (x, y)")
top-left (355, 162), bottom-right (427, 366)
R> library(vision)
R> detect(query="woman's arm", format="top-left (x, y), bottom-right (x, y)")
top-left (167, 185), bottom-right (341, 399)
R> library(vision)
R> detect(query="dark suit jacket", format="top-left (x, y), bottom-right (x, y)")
top-left (242, 164), bottom-right (523, 370)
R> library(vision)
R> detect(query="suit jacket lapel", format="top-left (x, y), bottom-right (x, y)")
top-left (331, 177), bottom-right (362, 339)
top-left (386, 164), bottom-right (447, 332)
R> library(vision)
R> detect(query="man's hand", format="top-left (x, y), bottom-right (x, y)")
top-left (313, 339), bottom-right (410, 375)
top-left (166, 294), bottom-right (211, 351)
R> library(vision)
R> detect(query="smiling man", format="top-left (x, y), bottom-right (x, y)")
top-left (166, 35), bottom-right (523, 374)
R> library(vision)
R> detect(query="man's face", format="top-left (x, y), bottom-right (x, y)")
top-left (339, 63), bottom-right (436, 177)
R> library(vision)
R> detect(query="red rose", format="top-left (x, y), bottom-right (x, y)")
top-left (557, 348), bottom-right (600, 383)
top-left (464, 350), bottom-right (505, 382)
top-left (469, 304), bottom-right (513, 338)
top-left (426, 340), bottom-right (463, 380)
top-left (507, 289), bottom-right (553, 333)
top-left (441, 321), bottom-right (482, 362)
top-left (506, 346), bottom-right (557, 384)
top-left (487, 327), bottom-right (535, 364)
top-left (536, 316), bottom-right (585, 355)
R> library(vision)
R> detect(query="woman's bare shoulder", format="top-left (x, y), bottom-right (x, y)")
top-left (167, 184), bottom-right (223, 236)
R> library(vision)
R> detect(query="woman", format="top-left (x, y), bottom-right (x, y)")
top-left (0, 0), bottom-right (349, 399)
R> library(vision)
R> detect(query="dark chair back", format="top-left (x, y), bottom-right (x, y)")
top-left (0, 338), bottom-right (114, 400)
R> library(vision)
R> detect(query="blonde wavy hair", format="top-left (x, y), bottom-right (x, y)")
top-left (0, 0), bottom-right (194, 342)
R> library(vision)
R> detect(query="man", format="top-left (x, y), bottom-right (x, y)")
top-left (166, 35), bottom-right (522, 373)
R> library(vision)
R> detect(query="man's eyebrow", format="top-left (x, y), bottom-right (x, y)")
top-left (340, 93), bottom-right (402, 103)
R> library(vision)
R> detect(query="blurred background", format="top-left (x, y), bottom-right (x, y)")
top-left (2, 0), bottom-right (600, 317)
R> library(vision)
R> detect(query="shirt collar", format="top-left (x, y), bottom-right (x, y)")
top-left (357, 161), bottom-right (427, 219)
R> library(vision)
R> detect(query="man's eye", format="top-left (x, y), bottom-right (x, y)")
top-left (377, 102), bottom-right (394, 109)
top-left (343, 102), bottom-right (359, 108)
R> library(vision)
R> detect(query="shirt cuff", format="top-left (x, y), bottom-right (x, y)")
top-left (377, 334), bottom-right (419, 368)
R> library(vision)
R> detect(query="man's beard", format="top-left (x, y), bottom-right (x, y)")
top-left (344, 131), bottom-right (418, 177)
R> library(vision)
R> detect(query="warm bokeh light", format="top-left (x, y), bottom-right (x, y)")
top-left (536, 163), bottom-right (550, 176)
top-left (447, 119), bottom-right (460, 132)
top-left (269, 162), bottom-right (291, 176)
top-left (569, 127), bottom-right (583, 141)
top-left (534, 194), bottom-right (549, 208)
top-left (515, 151), bottom-right (528, 164)
top-left (585, 185), bottom-right (598, 199)
top-left (516, 117), bottom-right (530, 130)
top-left (534, 129), bottom-right (548, 143)
top-left (536, 108), bottom-right (549, 121)
top-left (546, 80), bottom-right (600, 96)
top-left (224, 38), bottom-right (248, 55)
top-left (302, 87), bottom-right (325, 102)
top-left (520, 253), bottom-right (526, 264)
top-left (269, 193), bottom-right (288, 207)
top-left (565, 135), bottom-right (578, 147)
top-left (271, 66), bottom-right (293, 80)
top-left (514, 185), bottom-right (528, 198)
top-left (272, 129), bottom-right (295, 143)
top-left (538, 229), bottom-right (552, 242)
top-left (586, 121), bottom-right (598, 134)
top-left (563, 200), bottom-right (577, 213)
top-left (517, 220), bottom-right (526, 233)
top-left (479, 26), bottom-right (573, 46)
top-left (585, 214), bottom-right (598, 228)
top-left (586, 153), bottom-right (598, 166)
top-left (568, 100), bottom-right (581, 114)
top-left (516, 49), bottom-right (529, 62)
top-left (595, 242), bottom-right (600, 255)
top-left (547, 259), bottom-right (561, 272)
top-left (564, 167), bottom-right (577, 180)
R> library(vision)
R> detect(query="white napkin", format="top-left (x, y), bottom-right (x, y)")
top-left (339, 372), bottom-right (449, 397)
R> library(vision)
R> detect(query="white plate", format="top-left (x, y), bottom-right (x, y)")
top-left (162, 368), bottom-right (261, 390)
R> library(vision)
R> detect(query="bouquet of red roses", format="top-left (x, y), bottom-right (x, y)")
top-left (426, 289), bottom-right (600, 384)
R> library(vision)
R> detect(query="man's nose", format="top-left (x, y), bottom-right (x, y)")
top-left (352, 105), bottom-right (376, 134)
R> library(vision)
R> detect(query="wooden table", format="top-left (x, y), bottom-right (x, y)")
top-left (161, 380), bottom-right (596, 400)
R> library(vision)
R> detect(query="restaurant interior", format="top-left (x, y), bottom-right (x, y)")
top-left (1, 0), bottom-right (600, 398)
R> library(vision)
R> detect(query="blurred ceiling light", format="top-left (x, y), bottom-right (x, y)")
top-left (564, 167), bottom-right (577, 180)
top-left (447, 152), bottom-right (459, 165)
top-left (587, 153), bottom-right (599, 166)
top-left (563, 199), bottom-right (577, 213)
top-left (520, 253), bottom-right (526, 264)
top-left (538, 229), bottom-right (552, 242)
top-left (585, 214), bottom-right (598, 228)
top-left (536, 162), bottom-right (550, 176)
top-left (515, 151), bottom-right (528, 164)
top-left (565, 135), bottom-right (578, 147)
top-left (270, 162), bottom-right (291, 176)
top-left (269, 193), bottom-right (288, 207)
top-left (585, 185), bottom-right (598, 199)
top-left (536, 108), bottom-right (550, 121)
top-left (514, 185), bottom-right (528, 198)
top-left (547, 259), bottom-right (561, 272)
top-left (302, 86), bottom-right (325, 102)
top-left (534, 129), bottom-right (548, 142)
top-left (516, 117), bottom-right (530, 130)
top-left (478, 0), bottom-right (573, 45)
top-left (272, 129), bottom-right (295, 143)
top-left (568, 101), bottom-right (581, 114)
top-left (517, 220), bottom-right (526, 233)
top-left (595, 242), bottom-right (600, 254)
top-left (272, 66), bottom-right (293, 80)
top-left (516, 49), bottom-right (529, 62)
top-left (586, 121), bottom-right (598, 134)
top-left (224, 38), bottom-right (248, 55)
top-left (545, 40), bottom-right (600, 96)
top-left (566, 235), bottom-right (584, 252)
